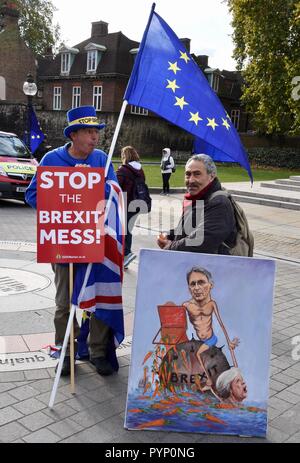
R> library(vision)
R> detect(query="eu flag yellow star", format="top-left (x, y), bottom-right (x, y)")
top-left (189, 112), bottom-right (203, 125)
top-left (207, 117), bottom-right (219, 130)
top-left (179, 51), bottom-right (190, 64)
top-left (166, 79), bottom-right (180, 93)
top-left (168, 61), bottom-right (181, 74)
top-left (174, 96), bottom-right (188, 110)
top-left (222, 118), bottom-right (231, 130)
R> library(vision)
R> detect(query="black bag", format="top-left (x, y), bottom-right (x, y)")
top-left (133, 176), bottom-right (152, 214)
top-left (161, 159), bottom-right (169, 170)
top-left (162, 155), bottom-right (176, 172)
top-left (125, 167), bottom-right (152, 214)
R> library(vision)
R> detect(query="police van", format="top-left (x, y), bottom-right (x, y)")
top-left (0, 131), bottom-right (38, 202)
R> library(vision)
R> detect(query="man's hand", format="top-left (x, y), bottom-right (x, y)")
top-left (229, 337), bottom-right (240, 350)
top-left (157, 232), bottom-right (171, 249)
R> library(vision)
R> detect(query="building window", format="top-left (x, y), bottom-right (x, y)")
top-left (84, 43), bottom-right (106, 74)
top-left (213, 75), bottom-right (219, 92)
top-left (231, 109), bottom-right (240, 130)
top-left (72, 86), bottom-right (81, 108)
top-left (53, 86), bottom-right (62, 110)
top-left (130, 105), bottom-right (148, 116)
top-left (61, 53), bottom-right (71, 74)
top-left (207, 73), bottom-right (219, 92)
top-left (87, 50), bottom-right (97, 72)
top-left (0, 76), bottom-right (6, 100)
top-left (93, 86), bottom-right (102, 111)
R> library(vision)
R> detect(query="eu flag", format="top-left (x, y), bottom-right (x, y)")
top-left (124, 4), bottom-right (253, 182)
top-left (193, 136), bottom-right (240, 163)
top-left (28, 105), bottom-right (45, 154)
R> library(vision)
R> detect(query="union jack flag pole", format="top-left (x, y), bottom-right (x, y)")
top-left (69, 264), bottom-right (75, 394)
top-left (49, 296), bottom-right (77, 408)
top-left (49, 181), bottom-right (125, 408)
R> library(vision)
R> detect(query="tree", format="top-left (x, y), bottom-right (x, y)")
top-left (14, 0), bottom-right (60, 56)
top-left (227, 0), bottom-right (300, 135)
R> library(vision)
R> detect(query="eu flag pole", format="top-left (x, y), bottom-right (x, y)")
top-left (105, 3), bottom-right (156, 177)
top-left (123, 3), bottom-right (253, 183)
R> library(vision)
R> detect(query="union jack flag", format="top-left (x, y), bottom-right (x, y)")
top-left (72, 180), bottom-right (125, 368)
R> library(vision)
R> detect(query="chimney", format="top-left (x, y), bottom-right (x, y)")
top-left (91, 21), bottom-right (108, 38)
top-left (180, 38), bottom-right (190, 53)
top-left (197, 55), bottom-right (209, 68)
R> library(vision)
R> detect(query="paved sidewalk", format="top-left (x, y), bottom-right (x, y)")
top-left (0, 194), bottom-right (300, 443)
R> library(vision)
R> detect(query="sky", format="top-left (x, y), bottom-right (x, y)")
top-left (51, 0), bottom-right (237, 71)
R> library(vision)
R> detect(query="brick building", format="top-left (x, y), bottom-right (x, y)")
top-left (194, 55), bottom-right (249, 132)
top-left (38, 20), bottom-right (140, 116)
top-left (0, 4), bottom-right (249, 153)
top-left (0, 3), bottom-right (37, 103)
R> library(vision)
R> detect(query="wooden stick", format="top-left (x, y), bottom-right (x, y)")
top-left (69, 263), bottom-right (76, 394)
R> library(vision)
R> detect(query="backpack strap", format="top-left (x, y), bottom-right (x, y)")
top-left (208, 188), bottom-right (236, 250)
top-left (208, 188), bottom-right (230, 201)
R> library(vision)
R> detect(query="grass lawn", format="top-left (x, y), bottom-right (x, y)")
top-left (113, 159), bottom-right (300, 187)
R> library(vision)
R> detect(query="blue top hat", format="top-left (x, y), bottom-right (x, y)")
top-left (64, 105), bottom-right (106, 138)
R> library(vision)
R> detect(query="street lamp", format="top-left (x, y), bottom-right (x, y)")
top-left (23, 73), bottom-right (37, 150)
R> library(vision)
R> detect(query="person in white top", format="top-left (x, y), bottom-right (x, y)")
top-left (160, 147), bottom-right (174, 195)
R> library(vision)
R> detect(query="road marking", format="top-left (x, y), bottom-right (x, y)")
top-left (0, 336), bottom-right (132, 372)
top-left (0, 241), bottom-right (36, 252)
top-left (0, 267), bottom-right (50, 296)
top-left (0, 351), bottom-right (56, 372)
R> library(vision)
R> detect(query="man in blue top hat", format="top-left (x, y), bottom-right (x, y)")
top-left (26, 105), bottom-right (122, 377)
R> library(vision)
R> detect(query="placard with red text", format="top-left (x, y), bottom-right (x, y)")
top-left (37, 166), bottom-right (105, 263)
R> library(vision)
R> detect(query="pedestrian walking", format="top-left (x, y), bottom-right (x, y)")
top-left (117, 146), bottom-right (147, 269)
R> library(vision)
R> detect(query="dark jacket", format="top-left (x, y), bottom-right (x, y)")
top-left (165, 178), bottom-right (237, 254)
top-left (116, 163), bottom-right (146, 204)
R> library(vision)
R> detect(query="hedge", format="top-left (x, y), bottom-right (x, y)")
top-left (247, 147), bottom-right (300, 169)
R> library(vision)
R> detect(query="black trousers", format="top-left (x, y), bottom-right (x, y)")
top-left (162, 172), bottom-right (171, 193)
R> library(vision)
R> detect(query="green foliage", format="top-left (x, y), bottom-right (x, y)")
top-left (226, 0), bottom-right (300, 136)
top-left (248, 147), bottom-right (300, 169)
top-left (14, 0), bottom-right (60, 56)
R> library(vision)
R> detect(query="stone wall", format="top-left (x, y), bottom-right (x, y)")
top-left (1, 103), bottom-right (299, 165)
top-left (0, 102), bottom-right (27, 136)
top-left (0, 103), bottom-right (194, 155)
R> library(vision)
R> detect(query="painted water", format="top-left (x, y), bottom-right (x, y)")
top-left (125, 390), bottom-right (267, 437)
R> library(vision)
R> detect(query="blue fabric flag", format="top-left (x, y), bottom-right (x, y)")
top-left (28, 105), bottom-right (45, 154)
top-left (124, 5), bottom-right (253, 182)
top-left (193, 137), bottom-right (239, 163)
